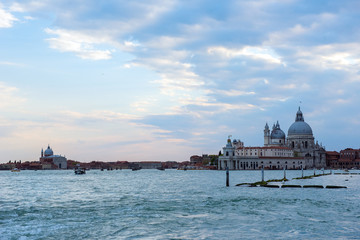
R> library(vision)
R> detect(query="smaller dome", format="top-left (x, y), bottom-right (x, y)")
top-left (270, 121), bottom-right (285, 139)
top-left (271, 129), bottom-right (285, 139)
top-left (44, 145), bottom-right (53, 157)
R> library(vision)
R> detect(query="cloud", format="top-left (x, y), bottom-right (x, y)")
top-left (207, 46), bottom-right (283, 65)
top-left (0, 82), bottom-right (26, 108)
top-left (215, 89), bottom-right (256, 97)
top-left (45, 28), bottom-right (113, 60)
top-left (61, 110), bottom-right (140, 122)
top-left (0, 5), bottom-right (18, 28)
top-left (0, 61), bottom-right (24, 66)
top-left (259, 97), bottom-right (290, 102)
top-left (2, 0), bottom-right (360, 159)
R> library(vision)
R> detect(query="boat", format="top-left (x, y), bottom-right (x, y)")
top-left (11, 168), bottom-right (20, 172)
top-left (75, 168), bottom-right (86, 174)
top-left (157, 167), bottom-right (165, 171)
top-left (74, 165), bottom-right (86, 175)
top-left (131, 167), bottom-right (142, 171)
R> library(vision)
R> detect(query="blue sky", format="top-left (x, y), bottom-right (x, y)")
top-left (1, 0), bottom-right (360, 162)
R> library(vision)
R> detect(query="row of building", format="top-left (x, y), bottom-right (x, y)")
top-left (0, 145), bottom-right (184, 170)
top-left (218, 107), bottom-right (358, 170)
top-left (1, 107), bottom-right (358, 170)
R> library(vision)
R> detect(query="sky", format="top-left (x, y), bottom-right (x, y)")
top-left (1, 0), bottom-right (360, 163)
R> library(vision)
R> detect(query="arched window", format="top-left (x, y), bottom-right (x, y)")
top-left (226, 151), bottom-right (229, 156)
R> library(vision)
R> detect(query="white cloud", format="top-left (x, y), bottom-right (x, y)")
top-left (207, 46), bottom-right (283, 65)
top-left (0, 5), bottom-right (18, 28)
top-left (259, 97), bottom-right (290, 102)
top-left (45, 28), bottom-right (113, 60)
top-left (0, 61), bottom-right (24, 66)
top-left (145, 36), bottom-right (188, 49)
top-left (24, 16), bottom-right (35, 20)
top-left (266, 13), bottom-right (338, 46)
top-left (216, 89), bottom-right (256, 97)
top-left (0, 82), bottom-right (26, 108)
top-left (137, 55), bottom-right (204, 97)
top-left (61, 110), bottom-right (140, 121)
top-left (294, 43), bottom-right (360, 72)
top-left (9, 1), bottom-right (46, 12)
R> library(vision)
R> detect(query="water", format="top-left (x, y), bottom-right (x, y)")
top-left (1, 169), bottom-right (360, 239)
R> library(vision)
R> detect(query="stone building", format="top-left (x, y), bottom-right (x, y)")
top-left (285, 107), bottom-right (326, 168)
top-left (39, 145), bottom-right (67, 169)
top-left (334, 148), bottom-right (360, 169)
top-left (218, 107), bottom-right (326, 170)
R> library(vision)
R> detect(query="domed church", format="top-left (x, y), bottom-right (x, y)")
top-left (264, 121), bottom-right (286, 146)
top-left (39, 145), bottom-right (67, 169)
top-left (264, 107), bottom-right (326, 168)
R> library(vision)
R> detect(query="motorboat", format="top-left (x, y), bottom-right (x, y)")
top-left (11, 168), bottom-right (20, 172)
top-left (74, 165), bottom-right (86, 175)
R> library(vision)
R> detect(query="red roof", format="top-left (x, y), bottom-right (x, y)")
top-left (237, 146), bottom-right (292, 150)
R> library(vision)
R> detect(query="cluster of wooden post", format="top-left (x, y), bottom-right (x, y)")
top-left (226, 166), bottom-right (332, 186)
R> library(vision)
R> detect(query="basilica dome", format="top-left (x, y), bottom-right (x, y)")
top-left (44, 145), bottom-right (54, 156)
top-left (288, 107), bottom-right (313, 136)
top-left (271, 128), bottom-right (285, 139)
top-left (271, 121), bottom-right (285, 139)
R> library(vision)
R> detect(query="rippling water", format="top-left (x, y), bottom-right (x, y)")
top-left (1, 169), bottom-right (360, 239)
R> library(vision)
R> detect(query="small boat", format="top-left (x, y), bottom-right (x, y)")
top-left (11, 168), bottom-right (20, 172)
top-left (74, 165), bottom-right (86, 175)
top-left (157, 167), bottom-right (165, 171)
top-left (131, 167), bottom-right (142, 171)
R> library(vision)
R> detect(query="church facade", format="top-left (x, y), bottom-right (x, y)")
top-left (39, 145), bottom-right (67, 169)
top-left (218, 107), bottom-right (326, 170)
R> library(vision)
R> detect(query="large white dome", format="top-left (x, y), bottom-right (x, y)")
top-left (288, 107), bottom-right (313, 136)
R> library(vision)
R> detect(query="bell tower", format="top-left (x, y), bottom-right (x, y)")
top-left (264, 123), bottom-right (270, 146)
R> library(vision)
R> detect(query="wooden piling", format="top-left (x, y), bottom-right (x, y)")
top-left (226, 167), bottom-right (229, 187)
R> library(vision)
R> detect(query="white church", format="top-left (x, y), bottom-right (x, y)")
top-left (39, 145), bottom-right (68, 169)
top-left (218, 107), bottom-right (326, 170)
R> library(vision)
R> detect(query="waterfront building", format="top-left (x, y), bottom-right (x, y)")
top-left (138, 161), bottom-right (162, 169)
top-left (218, 107), bottom-right (326, 170)
top-left (39, 145), bottom-right (67, 169)
top-left (326, 151), bottom-right (340, 168)
top-left (219, 138), bottom-right (304, 170)
top-left (286, 107), bottom-right (326, 168)
top-left (330, 148), bottom-right (360, 169)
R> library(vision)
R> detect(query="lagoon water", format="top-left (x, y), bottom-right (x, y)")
top-left (1, 169), bottom-right (360, 239)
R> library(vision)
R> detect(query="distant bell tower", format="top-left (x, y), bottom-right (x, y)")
top-left (264, 123), bottom-right (270, 146)
top-left (223, 136), bottom-right (235, 157)
top-left (41, 148), bottom-right (44, 158)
